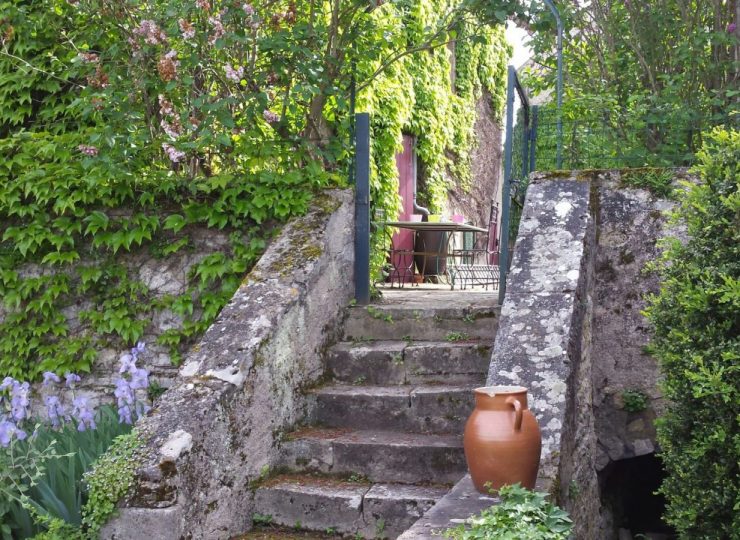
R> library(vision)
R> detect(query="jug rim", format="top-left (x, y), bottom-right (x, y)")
top-left (474, 385), bottom-right (527, 396)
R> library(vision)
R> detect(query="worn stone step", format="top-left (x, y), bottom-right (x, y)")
top-left (279, 428), bottom-right (466, 484)
top-left (343, 305), bottom-right (499, 342)
top-left (309, 385), bottom-right (474, 434)
top-left (326, 340), bottom-right (491, 385)
top-left (253, 475), bottom-right (448, 539)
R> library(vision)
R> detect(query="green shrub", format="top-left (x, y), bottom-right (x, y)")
top-left (621, 389), bottom-right (649, 413)
top-left (645, 126), bottom-right (739, 537)
top-left (445, 484), bottom-right (573, 539)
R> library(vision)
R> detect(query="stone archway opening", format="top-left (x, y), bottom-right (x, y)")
top-left (600, 453), bottom-right (677, 539)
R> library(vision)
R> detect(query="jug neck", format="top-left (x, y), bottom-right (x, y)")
top-left (474, 386), bottom-right (529, 410)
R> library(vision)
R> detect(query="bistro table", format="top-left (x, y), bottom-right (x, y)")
top-left (378, 221), bottom-right (489, 288)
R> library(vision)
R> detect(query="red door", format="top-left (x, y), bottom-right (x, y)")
top-left (391, 135), bottom-right (416, 282)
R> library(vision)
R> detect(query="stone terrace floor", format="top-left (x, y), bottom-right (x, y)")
top-left (374, 283), bottom-right (499, 310)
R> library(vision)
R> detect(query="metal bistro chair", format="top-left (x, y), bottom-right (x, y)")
top-left (448, 202), bottom-right (500, 290)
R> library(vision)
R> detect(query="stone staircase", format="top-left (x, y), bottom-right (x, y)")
top-left (251, 294), bottom-right (499, 539)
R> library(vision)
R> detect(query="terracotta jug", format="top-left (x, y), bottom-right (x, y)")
top-left (463, 386), bottom-right (541, 494)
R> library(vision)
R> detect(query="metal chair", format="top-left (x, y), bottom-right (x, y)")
top-left (448, 202), bottom-right (500, 290)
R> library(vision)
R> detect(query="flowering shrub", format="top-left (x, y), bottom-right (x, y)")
top-left (0, 345), bottom-right (151, 538)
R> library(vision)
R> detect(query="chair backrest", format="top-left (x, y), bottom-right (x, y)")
top-left (487, 201), bottom-right (499, 265)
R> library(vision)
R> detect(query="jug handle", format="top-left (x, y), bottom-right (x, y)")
top-left (505, 396), bottom-right (523, 431)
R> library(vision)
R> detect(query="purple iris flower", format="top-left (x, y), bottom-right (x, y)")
top-left (72, 396), bottom-right (96, 431)
top-left (119, 353), bottom-right (136, 374)
top-left (0, 418), bottom-right (15, 447)
top-left (10, 382), bottom-right (30, 422)
top-left (42, 372), bottom-right (61, 387)
top-left (129, 368), bottom-right (149, 391)
top-left (114, 378), bottom-right (135, 424)
top-left (65, 373), bottom-right (82, 388)
top-left (0, 376), bottom-right (17, 391)
top-left (0, 418), bottom-right (25, 447)
top-left (44, 395), bottom-right (66, 428)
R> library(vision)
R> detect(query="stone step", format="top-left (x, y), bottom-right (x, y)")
top-left (309, 385), bottom-right (474, 434)
top-left (279, 428), bottom-right (466, 484)
top-left (326, 340), bottom-right (491, 385)
top-left (343, 305), bottom-right (499, 342)
top-left (253, 475), bottom-right (448, 539)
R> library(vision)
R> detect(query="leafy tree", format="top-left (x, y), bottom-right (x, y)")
top-left (525, 0), bottom-right (739, 168)
top-left (645, 127), bottom-right (739, 537)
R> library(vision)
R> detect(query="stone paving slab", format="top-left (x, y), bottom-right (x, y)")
top-left (280, 428), bottom-right (466, 484)
top-left (253, 476), bottom-right (449, 539)
top-left (326, 341), bottom-right (490, 386)
top-left (312, 385), bottom-right (474, 433)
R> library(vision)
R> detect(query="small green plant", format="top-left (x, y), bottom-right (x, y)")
top-left (375, 517), bottom-right (386, 538)
top-left (349, 299), bottom-right (358, 307)
top-left (401, 335), bottom-right (413, 345)
top-left (294, 520), bottom-right (302, 530)
top-left (367, 306), bottom-right (393, 323)
top-left (325, 527), bottom-right (337, 535)
top-left (445, 331), bottom-right (470, 342)
top-left (147, 380), bottom-right (167, 402)
top-left (462, 313), bottom-right (476, 323)
top-left (621, 389), bottom-right (649, 413)
top-left (621, 168), bottom-right (675, 199)
top-left (259, 464), bottom-right (270, 479)
top-left (347, 473), bottom-right (368, 483)
top-left (446, 484), bottom-right (573, 539)
top-left (353, 376), bottom-right (367, 386)
top-left (568, 479), bottom-right (580, 500)
top-left (391, 353), bottom-right (404, 366)
top-left (252, 513), bottom-right (273, 526)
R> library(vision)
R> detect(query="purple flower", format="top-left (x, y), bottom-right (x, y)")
top-left (119, 353), bottom-right (136, 374)
top-left (1, 376), bottom-right (17, 391)
top-left (114, 378), bottom-right (135, 424)
top-left (224, 63), bottom-right (244, 83)
top-left (65, 372), bottom-right (81, 388)
top-left (44, 395), bottom-right (66, 428)
top-left (129, 367), bottom-right (149, 391)
top-left (78, 144), bottom-right (99, 156)
top-left (178, 19), bottom-right (196, 40)
top-left (10, 382), bottom-right (30, 423)
top-left (42, 371), bottom-right (61, 387)
top-left (72, 396), bottom-right (96, 431)
top-left (243, 3), bottom-right (254, 16)
top-left (263, 109), bottom-right (279, 123)
top-left (0, 418), bottom-right (16, 447)
top-left (162, 143), bottom-right (186, 163)
top-left (728, 23), bottom-right (737, 33)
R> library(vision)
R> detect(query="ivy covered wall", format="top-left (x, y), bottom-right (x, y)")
top-left (0, 0), bottom-right (510, 383)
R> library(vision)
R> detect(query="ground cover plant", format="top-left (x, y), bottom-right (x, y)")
top-left (445, 483), bottom-right (573, 540)
top-left (645, 127), bottom-right (739, 537)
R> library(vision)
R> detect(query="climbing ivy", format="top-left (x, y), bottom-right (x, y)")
top-left (359, 1), bottom-right (510, 279)
top-left (0, 0), bottom-right (512, 380)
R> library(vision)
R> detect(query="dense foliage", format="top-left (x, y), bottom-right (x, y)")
top-left (0, 0), bottom-right (515, 381)
top-left (525, 0), bottom-right (739, 169)
top-left (446, 484), bottom-right (573, 540)
top-left (645, 127), bottom-right (739, 537)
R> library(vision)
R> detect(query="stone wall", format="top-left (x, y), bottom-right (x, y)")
top-left (446, 91), bottom-right (503, 230)
top-left (0, 226), bottom-right (233, 410)
top-left (101, 189), bottom-right (354, 539)
top-left (486, 170), bottom-right (689, 538)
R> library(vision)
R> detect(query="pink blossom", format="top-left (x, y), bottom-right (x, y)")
top-left (134, 19), bottom-right (166, 46)
top-left (196, 0), bottom-right (211, 10)
top-left (243, 3), bottom-right (255, 16)
top-left (208, 13), bottom-right (225, 45)
top-left (224, 63), bottom-right (244, 82)
top-left (263, 109), bottom-right (279, 123)
top-left (78, 144), bottom-right (99, 156)
top-left (79, 52), bottom-right (99, 63)
top-left (158, 94), bottom-right (175, 116)
top-left (162, 143), bottom-right (186, 163)
top-left (728, 23), bottom-right (737, 33)
top-left (161, 118), bottom-right (183, 139)
top-left (157, 50), bottom-right (180, 82)
top-left (179, 19), bottom-right (196, 40)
